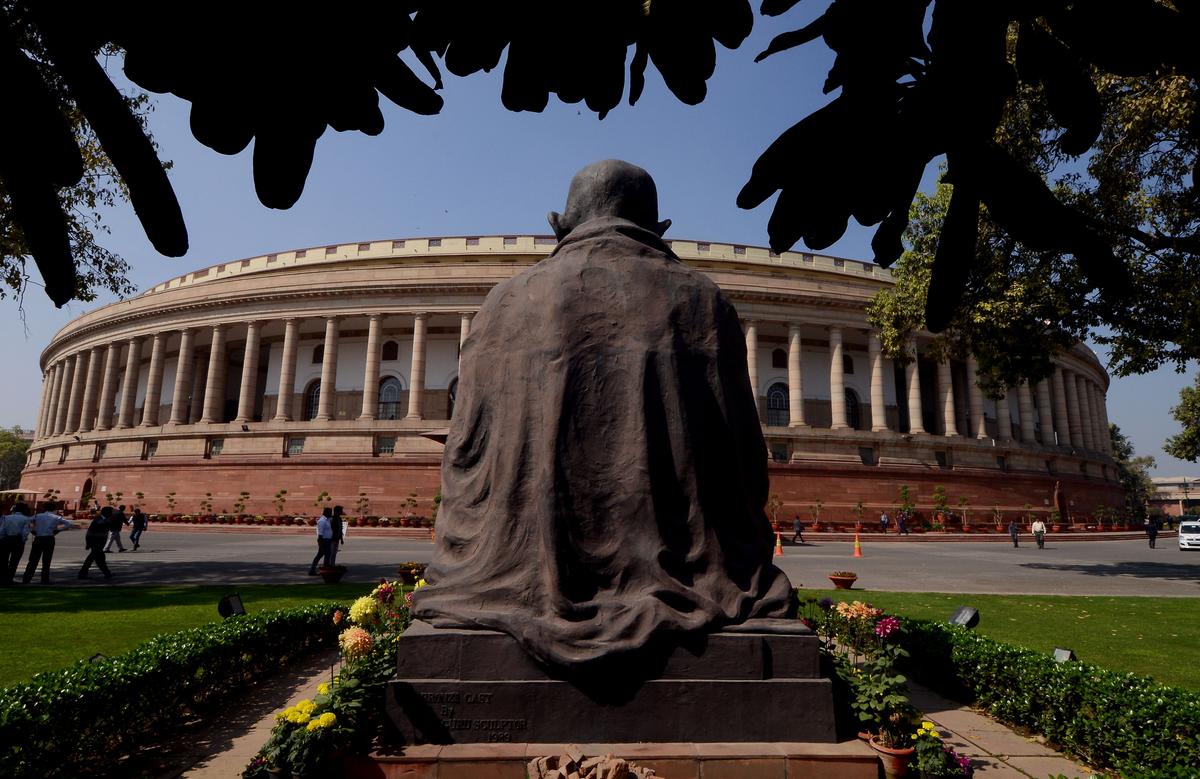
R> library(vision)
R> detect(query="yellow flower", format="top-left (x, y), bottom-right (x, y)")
top-left (296, 699), bottom-right (317, 715)
top-left (930, 730), bottom-right (941, 738)
top-left (319, 712), bottom-right (337, 727)
top-left (349, 596), bottom-right (380, 625)
top-left (922, 721), bottom-right (935, 730)
top-left (415, 578), bottom-right (427, 588)
top-left (317, 682), bottom-right (330, 695)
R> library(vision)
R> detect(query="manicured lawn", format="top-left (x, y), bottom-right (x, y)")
top-left (803, 589), bottom-right (1200, 691)
top-left (0, 583), bottom-right (374, 687)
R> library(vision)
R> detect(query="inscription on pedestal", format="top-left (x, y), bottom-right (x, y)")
top-left (421, 690), bottom-right (528, 742)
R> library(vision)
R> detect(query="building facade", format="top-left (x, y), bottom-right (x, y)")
top-left (20, 236), bottom-right (1124, 520)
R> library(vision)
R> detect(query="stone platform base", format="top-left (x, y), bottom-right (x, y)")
top-left (343, 741), bottom-right (879, 779)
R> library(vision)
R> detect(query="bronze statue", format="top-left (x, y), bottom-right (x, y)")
top-left (413, 160), bottom-right (794, 668)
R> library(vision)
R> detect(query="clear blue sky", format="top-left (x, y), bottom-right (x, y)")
top-left (0, 6), bottom-right (1194, 475)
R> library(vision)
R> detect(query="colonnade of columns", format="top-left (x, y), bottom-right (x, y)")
top-left (741, 320), bottom-right (1112, 455)
top-left (33, 311), bottom-right (477, 440)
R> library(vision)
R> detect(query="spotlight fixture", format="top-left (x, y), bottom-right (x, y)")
top-left (948, 606), bottom-right (980, 629)
top-left (218, 593), bottom-right (247, 619)
top-left (1053, 648), bottom-right (1077, 662)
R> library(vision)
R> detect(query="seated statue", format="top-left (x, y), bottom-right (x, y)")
top-left (412, 160), bottom-right (795, 668)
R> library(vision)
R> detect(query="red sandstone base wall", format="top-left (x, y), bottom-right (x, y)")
top-left (19, 458), bottom-right (1124, 523)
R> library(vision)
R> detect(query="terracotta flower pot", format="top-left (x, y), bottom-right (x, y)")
top-left (318, 566), bottom-right (346, 584)
top-left (828, 575), bottom-right (857, 590)
top-left (868, 738), bottom-right (914, 779)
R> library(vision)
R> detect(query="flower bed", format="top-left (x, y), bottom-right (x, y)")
top-left (898, 618), bottom-right (1200, 777)
top-left (0, 604), bottom-right (342, 779)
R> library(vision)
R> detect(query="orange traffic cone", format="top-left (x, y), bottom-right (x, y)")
top-left (775, 532), bottom-right (784, 556)
top-left (853, 533), bottom-right (863, 558)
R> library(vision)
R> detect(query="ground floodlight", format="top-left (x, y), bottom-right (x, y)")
top-left (218, 593), bottom-right (246, 619)
top-left (1053, 648), bottom-right (1077, 662)
top-left (948, 606), bottom-right (979, 629)
top-left (89, 652), bottom-right (107, 663)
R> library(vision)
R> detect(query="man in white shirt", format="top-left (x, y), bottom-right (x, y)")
top-left (308, 509), bottom-right (334, 575)
top-left (22, 502), bottom-right (73, 584)
top-left (1, 503), bottom-right (33, 585)
top-left (1031, 518), bottom-right (1047, 549)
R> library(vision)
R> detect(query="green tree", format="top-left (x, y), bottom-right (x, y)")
top-left (1110, 424), bottom-right (1157, 520)
top-left (1164, 374), bottom-right (1200, 463)
top-left (0, 426), bottom-right (31, 490)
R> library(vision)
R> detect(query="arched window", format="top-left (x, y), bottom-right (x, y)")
top-left (311, 344), bottom-right (323, 364)
top-left (771, 348), bottom-right (787, 369)
top-left (378, 376), bottom-right (402, 419)
top-left (382, 340), bottom-right (399, 361)
top-left (767, 382), bottom-right (789, 426)
top-left (846, 388), bottom-right (862, 430)
top-left (447, 377), bottom-right (459, 420)
top-left (304, 380), bottom-right (321, 421)
top-left (843, 354), bottom-right (855, 375)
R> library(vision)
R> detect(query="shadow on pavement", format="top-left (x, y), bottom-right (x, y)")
top-left (1020, 560), bottom-right (1200, 584)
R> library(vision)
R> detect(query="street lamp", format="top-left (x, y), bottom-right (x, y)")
top-left (1183, 478), bottom-right (1192, 516)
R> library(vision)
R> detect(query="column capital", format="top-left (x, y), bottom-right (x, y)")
top-left (413, 311), bottom-right (428, 321)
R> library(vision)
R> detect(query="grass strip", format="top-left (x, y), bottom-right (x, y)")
top-left (0, 583), bottom-right (373, 687)
top-left (801, 589), bottom-right (1200, 691)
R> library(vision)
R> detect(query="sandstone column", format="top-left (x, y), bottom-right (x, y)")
top-left (53, 357), bottom-right (75, 435)
top-left (937, 360), bottom-right (957, 436)
top-left (967, 356), bottom-right (987, 439)
top-left (996, 390), bottom-right (1013, 442)
top-left (460, 312), bottom-right (473, 350)
top-left (1076, 374), bottom-right (1095, 450)
top-left (64, 352), bottom-right (88, 433)
top-left (1064, 369), bottom-right (1084, 448)
top-left (1036, 378), bottom-right (1055, 445)
top-left (1087, 381), bottom-right (1105, 452)
top-left (274, 318), bottom-right (300, 421)
top-left (360, 314), bottom-right (383, 420)
top-left (314, 317), bottom-right (340, 421)
top-left (905, 339), bottom-right (925, 434)
top-left (188, 352), bottom-right (208, 424)
top-left (829, 326), bottom-right (848, 429)
top-left (787, 323), bottom-right (806, 427)
top-left (34, 369), bottom-right (53, 439)
top-left (1016, 381), bottom-right (1036, 444)
top-left (406, 313), bottom-right (428, 420)
top-left (117, 337), bottom-right (142, 429)
top-left (1051, 367), bottom-right (1071, 447)
top-left (868, 333), bottom-right (888, 431)
top-left (78, 346), bottom-right (104, 432)
top-left (140, 333), bottom-right (168, 426)
top-left (200, 324), bottom-right (228, 424)
top-left (745, 320), bottom-right (760, 413)
top-left (235, 321), bottom-right (263, 423)
top-left (1097, 387), bottom-right (1113, 454)
top-left (168, 328), bottom-right (197, 425)
top-left (96, 343), bottom-right (122, 431)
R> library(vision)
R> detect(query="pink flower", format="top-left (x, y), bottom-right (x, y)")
top-left (332, 609), bottom-right (344, 625)
top-left (874, 616), bottom-right (900, 638)
top-left (338, 627), bottom-right (374, 660)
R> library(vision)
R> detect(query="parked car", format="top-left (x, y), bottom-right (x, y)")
top-left (1179, 519), bottom-right (1200, 551)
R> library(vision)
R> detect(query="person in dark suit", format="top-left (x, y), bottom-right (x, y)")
top-left (329, 505), bottom-right (345, 565)
top-left (104, 504), bottom-right (129, 552)
top-left (129, 509), bottom-right (148, 550)
top-left (79, 507), bottom-right (114, 579)
top-left (1146, 515), bottom-right (1160, 548)
top-left (1008, 519), bottom-right (1020, 548)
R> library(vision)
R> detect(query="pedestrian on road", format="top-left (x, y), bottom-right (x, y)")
top-left (1, 503), bottom-right (33, 585)
top-left (309, 508), bottom-right (334, 575)
top-left (1145, 515), bottom-right (1159, 548)
top-left (791, 516), bottom-right (804, 545)
top-left (879, 510), bottom-right (890, 535)
top-left (329, 505), bottom-right (345, 565)
top-left (22, 502), bottom-right (73, 584)
top-left (1031, 518), bottom-right (1047, 549)
top-left (104, 504), bottom-right (128, 552)
top-left (1008, 519), bottom-right (1020, 548)
top-left (129, 509), bottom-right (147, 550)
top-left (898, 511), bottom-right (909, 536)
top-left (79, 507), bottom-right (114, 580)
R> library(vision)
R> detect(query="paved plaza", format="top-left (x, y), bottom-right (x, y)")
top-left (21, 528), bottom-right (1199, 597)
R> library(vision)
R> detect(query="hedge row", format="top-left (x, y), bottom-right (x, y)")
top-left (0, 603), bottom-right (342, 779)
top-left (899, 618), bottom-right (1200, 778)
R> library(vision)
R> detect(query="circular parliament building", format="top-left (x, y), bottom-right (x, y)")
top-left (21, 236), bottom-right (1124, 521)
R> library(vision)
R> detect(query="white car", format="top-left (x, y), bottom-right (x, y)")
top-left (1179, 520), bottom-right (1200, 550)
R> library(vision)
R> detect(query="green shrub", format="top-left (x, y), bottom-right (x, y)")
top-left (899, 618), bottom-right (1200, 778)
top-left (0, 604), bottom-right (342, 778)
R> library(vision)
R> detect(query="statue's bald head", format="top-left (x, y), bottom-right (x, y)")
top-left (549, 160), bottom-right (671, 240)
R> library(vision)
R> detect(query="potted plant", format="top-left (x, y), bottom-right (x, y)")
top-left (853, 500), bottom-right (865, 531)
top-left (396, 561), bottom-right (427, 585)
top-left (809, 499), bottom-right (824, 532)
top-left (850, 643), bottom-right (917, 777)
top-left (931, 485), bottom-right (949, 524)
top-left (992, 506), bottom-right (1004, 532)
top-left (829, 570), bottom-right (858, 590)
top-left (317, 564), bottom-right (347, 584)
top-left (273, 489), bottom-right (288, 520)
top-left (958, 496), bottom-right (970, 531)
top-left (355, 491), bottom-right (370, 523)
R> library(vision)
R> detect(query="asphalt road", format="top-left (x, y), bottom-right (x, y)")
top-left (22, 529), bottom-right (1200, 597)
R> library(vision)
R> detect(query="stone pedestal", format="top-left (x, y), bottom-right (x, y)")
top-left (387, 620), bottom-right (837, 745)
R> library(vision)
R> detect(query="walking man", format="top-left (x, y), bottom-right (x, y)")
top-left (879, 510), bottom-right (890, 534)
top-left (328, 505), bottom-right (345, 565)
top-left (22, 501), bottom-right (73, 584)
top-left (308, 508), bottom-right (334, 575)
top-left (129, 509), bottom-right (147, 550)
top-left (1008, 518), bottom-right (1020, 548)
top-left (104, 504), bottom-right (128, 552)
top-left (791, 516), bottom-right (804, 545)
top-left (1146, 515), bottom-right (1160, 549)
top-left (1, 503), bottom-right (33, 585)
top-left (79, 507), bottom-right (114, 580)
top-left (1031, 517), bottom-right (1047, 549)
top-left (897, 510), bottom-right (909, 536)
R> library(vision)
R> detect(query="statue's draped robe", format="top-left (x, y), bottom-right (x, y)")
top-left (413, 217), bottom-right (794, 667)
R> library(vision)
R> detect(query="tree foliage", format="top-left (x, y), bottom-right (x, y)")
top-left (0, 426), bottom-right (31, 490)
top-left (1110, 424), bottom-right (1156, 519)
top-left (1164, 374), bottom-right (1200, 463)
